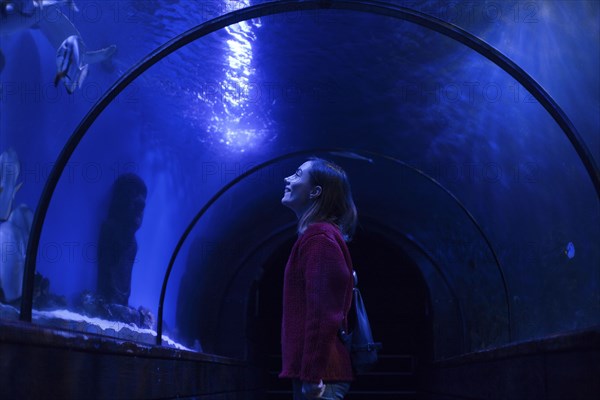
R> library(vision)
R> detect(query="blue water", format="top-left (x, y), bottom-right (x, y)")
top-left (0, 0), bottom-right (598, 351)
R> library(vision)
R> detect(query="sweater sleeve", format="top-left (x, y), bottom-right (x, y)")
top-left (299, 233), bottom-right (351, 382)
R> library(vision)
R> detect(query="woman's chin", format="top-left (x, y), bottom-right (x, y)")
top-left (281, 198), bottom-right (296, 213)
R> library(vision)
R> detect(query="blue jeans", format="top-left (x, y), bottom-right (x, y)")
top-left (292, 380), bottom-right (351, 400)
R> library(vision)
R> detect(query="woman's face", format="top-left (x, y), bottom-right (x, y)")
top-left (281, 161), bottom-right (316, 217)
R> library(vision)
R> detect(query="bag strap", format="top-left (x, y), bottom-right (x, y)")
top-left (340, 270), bottom-right (358, 335)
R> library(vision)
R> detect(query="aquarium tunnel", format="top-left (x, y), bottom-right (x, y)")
top-left (0, 0), bottom-right (599, 399)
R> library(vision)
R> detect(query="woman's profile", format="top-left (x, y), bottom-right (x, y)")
top-left (279, 157), bottom-right (357, 399)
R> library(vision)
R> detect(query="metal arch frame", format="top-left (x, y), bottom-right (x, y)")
top-left (20, 0), bottom-right (598, 336)
top-left (183, 150), bottom-right (485, 353)
top-left (357, 215), bottom-right (469, 354)
top-left (212, 222), bottom-right (296, 352)
top-left (156, 146), bottom-right (508, 345)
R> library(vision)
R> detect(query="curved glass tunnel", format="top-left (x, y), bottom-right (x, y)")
top-left (0, 1), bottom-right (598, 398)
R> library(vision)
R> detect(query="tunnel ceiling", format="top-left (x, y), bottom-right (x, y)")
top-left (3, 1), bottom-right (597, 354)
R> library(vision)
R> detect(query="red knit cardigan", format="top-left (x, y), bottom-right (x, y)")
top-left (279, 222), bottom-right (354, 383)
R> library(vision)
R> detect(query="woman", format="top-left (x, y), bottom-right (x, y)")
top-left (279, 158), bottom-right (357, 399)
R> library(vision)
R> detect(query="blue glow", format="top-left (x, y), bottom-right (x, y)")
top-left (195, 1), bottom-right (268, 153)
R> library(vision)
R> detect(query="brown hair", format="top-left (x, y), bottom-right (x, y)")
top-left (298, 157), bottom-right (358, 241)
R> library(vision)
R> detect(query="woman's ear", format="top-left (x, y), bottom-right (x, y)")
top-left (310, 185), bottom-right (322, 199)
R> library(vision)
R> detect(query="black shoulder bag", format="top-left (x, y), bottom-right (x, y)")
top-left (338, 271), bottom-right (382, 374)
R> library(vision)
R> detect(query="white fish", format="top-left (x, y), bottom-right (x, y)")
top-left (329, 151), bottom-right (374, 164)
top-left (564, 242), bottom-right (575, 259)
top-left (53, 33), bottom-right (116, 93)
top-left (0, 204), bottom-right (33, 302)
top-left (0, 148), bottom-right (22, 222)
top-left (54, 34), bottom-right (87, 93)
top-left (0, 0), bottom-right (116, 91)
top-left (0, 0), bottom-right (78, 36)
top-left (0, 148), bottom-right (31, 302)
top-left (9, 203), bottom-right (33, 243)
top-left (0, 217), bottom-right (22, 302)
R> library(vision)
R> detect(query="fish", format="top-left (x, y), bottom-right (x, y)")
top-left (0, 217), bottom-right (22, 302)
top-left (53, 34), bottom-right (87, 93)
top-left (0, 204), bottom-right (33, 302)
top-left (8, 203), bottom-right (33, 245)
top-left (328, 151), bottom-right (374, 164)
top-left (0, 147), bottom-right (30, 303)
top-left (0, 0), bottom-right (78, 36)
top-left (564, 242), bottom-right (575, 259)
top-left (1, 0), bottom-right (116, 93)
top-left (53, 33), bottom-right (116, 93)
top-left (0, 148), bottom-right (21, 222)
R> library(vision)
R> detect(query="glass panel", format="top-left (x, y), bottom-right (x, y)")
top-left (396, 236), bottom-right (464, 359)
top-left (28, 12), bottom-right (270, 346)
top-left (2, 2), bottom-right (597, 362)
top-left (433, 0), bottom-right (600, 166)
top-left (349, 158), bottom-right (510, 352)
top-left (32, 83), bottom-right (175, 344)
top-left (0, 0), bottom-right (134, 320)
top-left (163, 175), bottom-right (293, 355)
